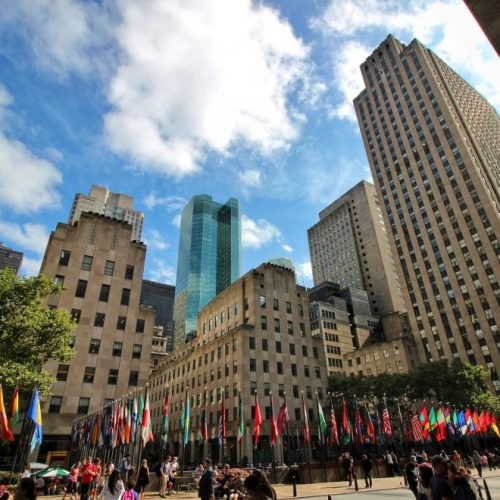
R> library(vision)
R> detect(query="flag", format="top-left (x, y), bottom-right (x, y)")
top-left (183, 392), bottom-right (190, 446)
top-left (428, 406), bottom-right (437, 433)
top-left (218, 415), bottom-right (223, 446)
top-left (458, 410), bottom-right (467, 435)
top-left (269, 395), bottom-right (278, 445)
top-left (382, 406), bottom-right (392, 436)
top-left (465, 408), bottom-right (474, 434)
top-left (180, 400), bottom-right (185, 431)
top-left (138, 393), bottom-right (144, 426)
top-left (452, 408), bottom-right (459, 436)
top-left (199, 393), bottom-right (208, 444)
top-left (342, 399), bottom-right (351, 444)
top-left (131, 396), bottom-right (138, 443)
top-left (237, 392), bottom-right (244, 442)
top-left (0, 384), bottom-right (14, 442)
top-left (161, 391), bottom-right (170, 445)
top-left (365, 405), bottom-right (375, 442)
top-left (375, 406), bottom-right (384, 444)
top-left (277, 398), bottom-right (289, 436)
top-left (478, 411), bottom-right (485, 434)
top-left (397, 404), bottom-right (405, 443)
top-left (354, 405), bottom-right (364, 444)
top-left (317, 395), bottom-right (327, 439)
top-left (302, 393), bottom-right (310, 443)
top-left (8, 385), bottom-right (19, 429)
top-left (141, 389), bottom-right (152, 445)
top-left (99, 410), bottom-right (106, 447)
top-left (491, 414), bottom-right (500, 437)
top-left (436, 407), bottom-right (446, 441)
top-left (472, 410), bottom-right (480, 433)
top-left (330, 406), bottom-right (339, 445)
top-left (220, 391), bottom-right (226, 443)
top-left (411, 414), bottom-right (423, 442)
top-left (444, 406), bottom-right (454, 435)
top-left (419, 406), bottom-right (430, 439)
top-left (27, 387), bottom-right (43, 451)
top-left (124, 401), bottom-right (131, 444)
top-left (253, 393), bottom-right (262, 447)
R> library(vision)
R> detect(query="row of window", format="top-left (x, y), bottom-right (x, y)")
top-left (55, 365), bottom-right (139, 387)
top-left (249, 359), bottom-right (321, 378)
top-left (70, 308), bottom-right (145, 332)
top-left (259, 316), bottom-right (306, 335)
top-left (59, 250), bottom-right (134, 279)
top-left (258, 296), bottom-right (304, 316)
top-left (248, 337), bottom-right (317, 357)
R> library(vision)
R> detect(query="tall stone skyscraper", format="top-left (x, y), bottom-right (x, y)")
top-left (173, 195), bottom-right (241, 347)
top-left (0, 242), bottom-right (23, 274)
top-left (308, 180), bottom-right (406, 317)
top-left (354, 35), bottom-right (500, 391)
top-left (69, 185), bottom-right (144, 241)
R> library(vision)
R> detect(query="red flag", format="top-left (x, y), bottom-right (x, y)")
top-left (354, 406), bottom-right (364, 443)
top-left (220, 392), bottom-right (226, 443)
top-left (302, 393), bottom-right (310, 443)
top-left (411, 414), bottom-right (423, 442)
top-left (253, 394), bottom-right (262, 446)
top-left (342, 399), bottom-right (349, 435)
top-left (0, 385), bottom-right (14, 442)
top-left (419, 406), bottom-right (430, 439)
top-left (382, 406), bottom-right (392, 436)
top-left (331, 408), bottom-right (339, 445)
top-left (277, 399), bottom-right (289, 435)
top-left (365, 406), bottom-right (375, 442)
top-left (269, 395), bottom-right (278, 445)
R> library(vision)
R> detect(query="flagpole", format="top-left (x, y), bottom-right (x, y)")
top-left (317, 393), bottom-right (327, 483)
top-left (301, 392), bottom-right (312, 484)
top-left (284, 392), bottom-right (291, 466)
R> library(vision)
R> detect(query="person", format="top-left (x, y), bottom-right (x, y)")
top-left (447, 463), bottom-right (476, 500)
top-left (98, 470), bottom-right (124, 500)
top-left (451, 450), bottom-right (463, 469)
top-left (341, 452), bottom-right (353, 487)
top-left (192, 464), bottom-right (204, 489)
top-left (243, 471), bottom-right (276, 500)
top-left (386, 451), bottom-right (394, 477)
top-left (102, 462), bottom-right (114, 491)
top-left (417, 462), bottom-right (433, 500)
top-left (405, 456), bottom-right (419, 499)
top-left (429, 455), bottom-right (453, 500)
top-left (134, 460), bottom-right (149, 500)
top-left (63, 462), bottom-right (80, 500)
top-left (121, 482), bottom-right (137, 500)
top-left (472, 451), bottom-right (482, 478)
top-left (227, 472), bottom-right (245, 500)
top-left (119, 456), bottom-right (132, 484)
top-left (80, 457), bottom-right (97, 500)
top-left (159, 458), bottom-right (170, 497)
top-left (168, 458), bottom-right (178, 494)
top-left (198, 459), bottom-right (214, 500)
top-left (361, 454), bottom-right (372, 488)
top-left (13, 478), bottom-right (36, 500)
top-left (458, 467), bottom-right (482, 499)
top-left (214, 465), bottom-right (231, 500)
top-left (20, 466), bottom-right (31, 480)
top-left (91, 459), bottom-right (102, 500)
top-left (391, 452), bottom-right (401, 476)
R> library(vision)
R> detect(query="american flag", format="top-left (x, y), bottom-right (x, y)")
top-left (277, 399), bottom-right (289, 435)
top-left (382, 407), bottom-right (392, 436)
top-left (411, 414), bottom-right (423, 441)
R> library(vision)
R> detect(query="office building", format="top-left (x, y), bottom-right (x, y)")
top-left (308, 181), bottom-right (406, 316)
top-left (149, 262), bottom-right (327, 465)
top-left (354, 35), bottom-right (500, 391)
top-left (39, 212), bottom-right (155, 457)
top-left (69, 185), bottom-right (144, 241)
top-left (141, 279), bottom-right (175, 352)
top-left (464, 0), bottom-right (500, 55)
top-left (173, 195), bottom-right (241, 347)
top-left (0, 242), bottom-right (23, 273)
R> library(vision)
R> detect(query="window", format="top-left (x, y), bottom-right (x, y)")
top-left (299, 323), bottom-right (306, 336)
top-left (302, 346), bottom-right (308, 356)
top-left (94, 313), bottom-right (105, 327)
top-left (304, 365), bottom-right (310, 377)
top-left (276, 341), bottom-right (282, 353)
top-left (291, 364), bottom-right (297, 376)
top-left (125, 265), bottom-right (134, 280)
top-left (315, 367), bottom-right (321, 378)
top-left (249, 337), bottom-right (255, 350)
top-left (132, 344), bottom-right (142, 358)
top-left (112, 342), bottom-right (123, 356)
top-left (274, 318), bottom-right (280, 333)
top-left (277, 361), bottom-right (283, 374)
top-left (56, 364), bottom-right (69, 381)
top-left (116, 316), bottom-right (127, 330)
top-left (293, 385), bottom-right (299, 398)
top-left (261, 316), bottom-right (267, 330)
top-left (259, 295), bottom-right (266, 308)
top-left (81, 255), bottom-right (93, 271)
top-left (298, 304), bottom-right (304, 317)
top-left (49, 396), bottom-right (62, 414)
top-left (287, 321), bottom-right (294, 335)
top-left (99, 284), bottom-right (110, 302)
top-left (83, 367), bottom-right (95, 383)
top-left (54, 275), bottom-right (65, 286)
top-left (59, 250), bottom-right (71, 266)
top-left (250, 359), bottom-right (256, 372)
top-left (129, 371), bottom-right (139, 386)
top-left (104, 260), bottom-right (115, 276)
top-left (71, 309), bottom-right (81, 324)
top-left (262, 339), bottom-right (268, 351)
top-left (77, 397), bottom-right (90, 415)
top-left (295, 408), bottom-right (301, 420)
top-left (108, 369), bottom-right (118, 385)
top-left (279, 384), bottom-right (285, 397)
top-left (235, 302), bottom-right (240, 315)
top-left (89, 339), bottom-right (101, 354)
top-left (121, 288), bottom-right (131, 306)
top-left (263, 360), bottom-right (269, 372)
top-left (75, 279), bottom-right (88, 298)
top-left (290, 344), bottom-right (295, 355)
top-left (273, 298), bottom-right (279, 311)
top-left (286, 301), bottom-right (292, 313)
top-left (136, 319), bottom-right (145, 333)
top-left (264, 383), bottom-right (270, 396)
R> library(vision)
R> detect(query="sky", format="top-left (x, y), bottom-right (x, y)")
top-left (0, 0), bottom-right (498, 287)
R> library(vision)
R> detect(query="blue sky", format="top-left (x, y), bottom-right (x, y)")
top-left (0, 0), bottom-right (498, 286)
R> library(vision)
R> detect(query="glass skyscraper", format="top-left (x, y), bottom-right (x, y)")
top-left (173, 195), bottom-right (241, 347)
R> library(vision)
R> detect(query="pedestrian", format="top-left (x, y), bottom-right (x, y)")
top-left (198, 459), bottom-right (214, 500)
top-left (13, 478), bottom-right (36, 500)
top-left (243, 470), bottom-right (276, 500)
top-left (97, 470), bottom-right (124, 500)
top-left (91, 459), bottom-right (102, 500)
top-left (385, 451), bottom-right (394, 476)
top-left (159, 457), bottom-right (170, 497)
top-left (472, 451), bottom-right (482, 478)
top-left (417, 462), bottom-right (433, 500)
top-left (122, 481), bottom-right (137, 500)
top-left (192, 464), bottom-right (204, 489)
top-left (62, 463), bottom-right (80, 500)
top-left (429, 455), bottom-right (453, 500)
top-left (361, 454), bottom-right (372, 488)
top-left (341, 452), bottom-right (353, 487)
top-left (169, 457), bottom-right (178, 493)
top-left (405, 456), bottom-right (419, 499)
top-left (134, 460), bottom-right (149, 500)
top-left (119, 456), bottom-right (132, 484)
top-left (80, 457), bottom-right (97, 500)
top-left (391, 452), bottom-right (400, 476)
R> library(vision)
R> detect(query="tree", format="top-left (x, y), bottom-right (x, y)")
top-left (0, 268), bottom-right (75, 397)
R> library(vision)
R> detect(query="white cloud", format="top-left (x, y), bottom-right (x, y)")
top-left (172, 213), bottom-right (182, 228)
top-left (104, 0), bottom-right (312, 177)
top-left (241, 214), bottom-right (282, 249)
top-left (44, 147), bottom-right (64, 162)
top-left (238, 169), bottom-right (262, 188)
top-left (148, 258), bottom-right (176, 285)
top-left (296, 261), bottom-right (313, 286)
top-left (0, 221), bottom-right (50, 254)
top-left (313, 0), bottom-right (500, 120)
top-left (20, 256), bottom-right (42, 277)
top-left (143, 193), bottom-right (187, 211)
top-left (282, 244), bottom-right (293, 253)
top-left (144, 228), bottom-right (169, 251)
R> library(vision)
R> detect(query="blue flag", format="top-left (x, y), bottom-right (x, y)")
top-left (27, 387), bottom-right (42, 452)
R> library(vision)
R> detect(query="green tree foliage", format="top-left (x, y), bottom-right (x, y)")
top-left (0, 269), bottom-right (75, 397)
top-left (328, 359), bottom-right (499, 411)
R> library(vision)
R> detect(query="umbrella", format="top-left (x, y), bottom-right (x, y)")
top-left (38, 467), bottom-right (69, 478)
top-left (29, 462), bottom-right (49, 470)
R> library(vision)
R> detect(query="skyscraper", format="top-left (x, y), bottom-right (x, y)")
top-left (173, 195), bottom-right (241, 347)
top-left (308, 180), bottom-right (406, 316)
top-left (69, 185), bottom-right (144, 241)
top-left (0, 242), bottom-right (23, 274)
top-left (354, 35), bottom-right (500, 391)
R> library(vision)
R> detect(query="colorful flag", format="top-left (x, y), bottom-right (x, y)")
top-left (365, 405), bottom-right (375, 442)
top-left (269, 394), bottom-right (278, 445)
top-left (138, 393), bottom-right (144, 426)
top-left (8, 386), bottom-right (19, 429)
top-left (253, 393), bottom-right (262, 447)
top-left (419, 406), bottom-right (430, 439)
top-left (237, 392), bottom-right (244, 442)
top-left (141, 389), bottom-right (152, 445)
top-left (465, 408), bottom-right (474, 434)
top-left (131, 396), bottom-right (138, 442)
top-left (382, 406), bottom-right (392, 436)
top-left (317, 395), bottom-right (327, 441)
top-left (330, 406), bottom-right (339, 445)
top-left (199, 393), bottom-right (208, 443)
top-left (472, 410), bottom-right (480, 433)
top-left (458, 410), bottom-right (467, 435)
top-left (161, 391), bottom-right (170, 445)
top-left (411, 414), bottom-right (423, 442)
top-left (302, 393), bottom-right (310, 443)
top-left (342, 399), bottom-right (351, 444)
top-left (183, 392), bottom-right (190, 446)
top-left (27, 387), bottom-right (43, 451)
top-left (428, 406), bottom-right (437, 432)
top-left (220, 391), bottom-right (226, 443)
top-left (375, 406), bottom-right (384, 444)
top-left (436, 407), bottom-right (446, 441)
top-left (443, 406), bottom-right (454, 435)
top-left (354, 405), bottom-right (364, 444)
top-left (277, 398), bottom-right (289, 436)
top-left (491, 414), bottom-right (500, 437)
top-left (124, 401), bottom-right (131, 444)
top-left (218, 415), bottom-right (223, 446)
top-left (0, 384), bottom-right (14, 442)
